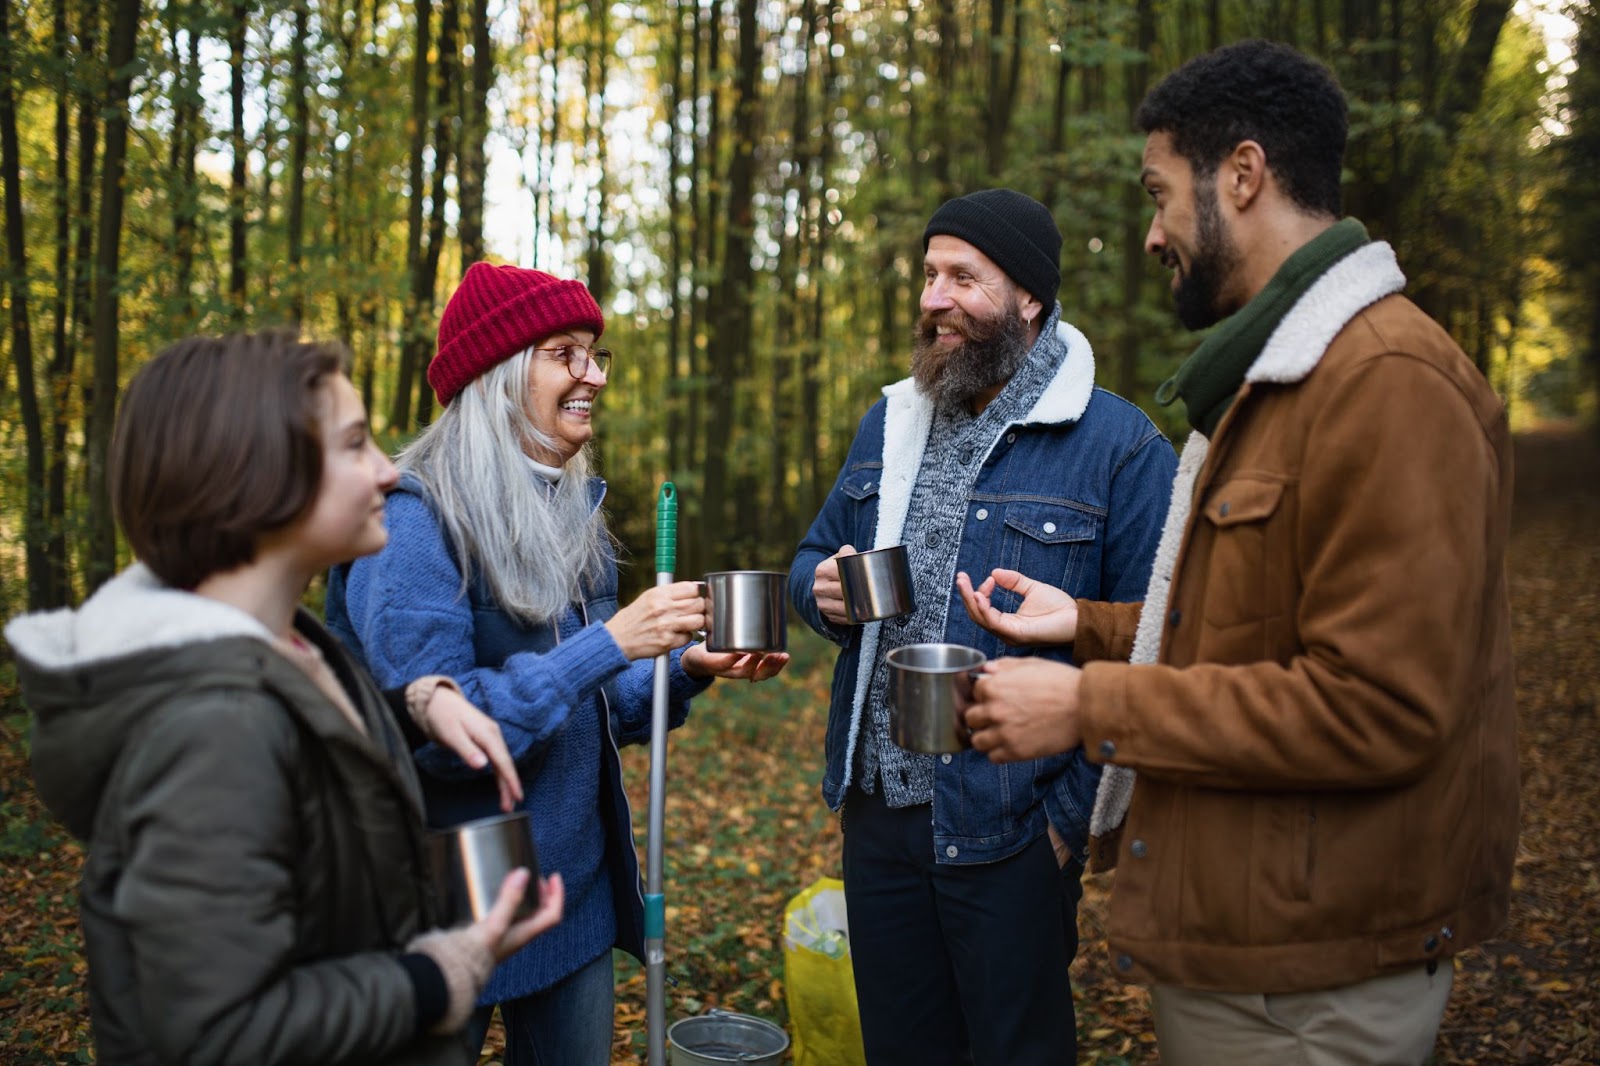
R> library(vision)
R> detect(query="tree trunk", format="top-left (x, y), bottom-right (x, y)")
top-left (85, 0), bottom-right (142, 590)
top-left (665, 0), bottom-right (685, 475)
top-left (45, 0), bottom-right (76, 605)
top-left (584, 0), bottom-right (609, 306)
top-left (1, 0), bottom-right (52, 609)
top-left (803, 0), bottom-right (837, 518)
top-left (414, 0), bottom-right (459, 429)
top-left (390, 0), bottom-right (432, 433)
top-left (1117, 0), bottom-right (1155, 401)
top-left (286, 0), bottom-right (309, 325)
top-left (704, 0), bottom-right (758, 555)
top-left (768, 0), bottom-right (817, 544)
top-left (228, 0), bottom-right (248, 321)
top-left (67, 1), bottom-right (99, 586)
top-left (169, 4), bottom-right (200, 325)
top-left (458, 0), bottom-right (490, 265)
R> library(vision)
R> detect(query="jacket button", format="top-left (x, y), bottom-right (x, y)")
top-left (864, 481), bottom-right (874, 491)
top-left (945, 845), bottom-right (959, 858)
top-left (959, 448), bottom-right (974, 464)
top-left (1115, 954), bottom-right (1134, 973)
top-left (1043, 521), bottom-right (1057, 534)
top-left (1006, 432), bottom-right (1017, 444)
top-left (1168, 608), bottom-right (1181, 627)
top-left (975, 508), bottom-right (989, 521)
top-left (1219, 501), bottom-right (1231, 517)
top-left (941, 754), bottom-right (953, 764)
top-left (1130, 839), bottom-right (1148, 859)
top-left (1424, 935), bottom-right (1439, 952)
top-left (1098, 739), bottom-right (1117, 761)
top-left (925, 531), bottom-right (941, 547)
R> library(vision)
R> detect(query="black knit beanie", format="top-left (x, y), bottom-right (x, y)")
top-left (922, 189), bottom-right (1062, 310)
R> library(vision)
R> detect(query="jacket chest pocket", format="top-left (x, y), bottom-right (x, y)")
top-left (839, 465), bottom-right (883, 541)
top-left (999, 501), bottom-right (1103, 593)
top-left (1195, 477), bottom-right (1288, 631)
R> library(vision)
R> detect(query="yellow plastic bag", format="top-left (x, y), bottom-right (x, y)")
top-left (783, 877), bottom-right (866, 1066)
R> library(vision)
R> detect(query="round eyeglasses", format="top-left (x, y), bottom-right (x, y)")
top-left (532, 343), bottom-right (612, 380)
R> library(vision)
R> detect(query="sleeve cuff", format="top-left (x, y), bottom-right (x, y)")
top-left (397, 952), bottom-right (450, 1035)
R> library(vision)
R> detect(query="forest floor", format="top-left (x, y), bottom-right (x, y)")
top-left (1, 425), bottom-right (1595, 1065)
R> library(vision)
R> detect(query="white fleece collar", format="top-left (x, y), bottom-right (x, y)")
top-left (4, 563), bottom-right (272, 671)
top-left (1247, 241), bottom-right (1406, 385)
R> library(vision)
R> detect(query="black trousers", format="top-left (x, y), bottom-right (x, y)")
top-left (842, 785), bottom-right (1083, 1066)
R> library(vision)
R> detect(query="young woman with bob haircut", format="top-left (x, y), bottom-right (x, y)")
top-left (327, 263), bottom-right (789, 1063)
top-left (6, 331), bottom-right (563, 1065)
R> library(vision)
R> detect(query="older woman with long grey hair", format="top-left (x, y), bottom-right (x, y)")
top-left (326, 262), bottom-right (787, 1065)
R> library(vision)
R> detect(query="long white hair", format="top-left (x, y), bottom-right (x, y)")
top-left (398, 347), bottom-right (611, 624)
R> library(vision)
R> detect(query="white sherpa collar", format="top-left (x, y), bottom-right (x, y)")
top-left (1247, 241), bottom-right (1406, 385)
top-left (4, 563), bottom-right (272, 672)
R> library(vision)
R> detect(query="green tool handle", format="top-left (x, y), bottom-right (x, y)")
top-left (655, 482), bottom-right (677, 576)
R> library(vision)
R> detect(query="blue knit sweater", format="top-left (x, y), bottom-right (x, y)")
top-left (326, 475), bottom-right (707, 1001)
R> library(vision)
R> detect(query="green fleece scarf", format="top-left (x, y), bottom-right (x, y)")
top-left (1156, 218), bottom-right (1370, 437)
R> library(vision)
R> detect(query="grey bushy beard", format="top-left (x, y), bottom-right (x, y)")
top-left (1169, 177), bottom-right (1243, 331)
top-left (911, 298), bottom-right (1032, 410)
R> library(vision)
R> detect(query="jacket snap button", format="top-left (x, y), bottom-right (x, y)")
top-left (925, 531), bottom-right (940, 547)
top-left (1006, 432), bottom-right (1017, 444)
top-left (1424, 935), bottom-right (1439, 952)
top-left (941, 754), bottom-right (952, 764)
top-left (1130, 839), bottom-right (1148, 859)
top-left (1043, 521), bottom-right (1057, 534)
top-left (1219, 501), bottom-right (1231, 517)
top-left (1098, 739), bottom-right (1117, 760)
top-left (975, 508), bottom-right (989, 520)
top-left (1169, 608), bottom-right (1181, 627)
top-left (864, 481), bottom-right (874, 491)
top-left (959, 448), bottom-right (974, 464)
top-left (1115, 954), bottom-right (1134, 973)
top-left (945, 845), bottom-right (959, 858)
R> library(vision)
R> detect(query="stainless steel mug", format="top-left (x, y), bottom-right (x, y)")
top-left (886, 643), bottom-right (987, 754)
top-left (700, 571), bottom-right (787, 653)
top-left (429, 811), bottom-right (541, 925)
top-left (836, 545), bottom-right (916, 623)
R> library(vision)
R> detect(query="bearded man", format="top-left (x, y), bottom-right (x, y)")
top-left (788, 188), bottom-right (1178, 1066)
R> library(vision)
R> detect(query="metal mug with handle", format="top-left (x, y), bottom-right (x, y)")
top-left (836, 545), bottom-right (915, 623)
top-left (886, 643), bottom-right (987, 754)
top-left (699, 571), bottom-right (787, 653)
top-left (428, 810), bottom-right (541, 925)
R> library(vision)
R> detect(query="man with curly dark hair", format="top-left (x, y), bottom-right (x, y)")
top-left (956, 39), bottom-right (1516, 1065)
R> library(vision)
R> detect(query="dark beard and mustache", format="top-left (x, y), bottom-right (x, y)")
top-left (1168, 178), bottom-right (1243, 331)
top-left (911, 299), bottom-right (1033, 410)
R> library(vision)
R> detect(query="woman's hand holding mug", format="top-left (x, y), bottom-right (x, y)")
top-left (605, 581), bottom-right (707, 660)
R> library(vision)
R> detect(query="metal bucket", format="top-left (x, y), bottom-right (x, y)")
top-left (667, 1009), bottom-right (790, 1065)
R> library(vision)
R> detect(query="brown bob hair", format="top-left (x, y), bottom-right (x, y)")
top-left (111, 331), bottom-right (351, 590)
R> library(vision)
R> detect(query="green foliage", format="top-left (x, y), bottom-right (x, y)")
top-left (0, 0), bottom-right (1592, 609)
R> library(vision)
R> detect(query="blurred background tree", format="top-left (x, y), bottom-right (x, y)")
top-left (0, 0), bottom-right (1590, 619)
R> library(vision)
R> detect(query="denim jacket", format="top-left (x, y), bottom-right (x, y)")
top-left (789, 319), bottom-right (1176, 865)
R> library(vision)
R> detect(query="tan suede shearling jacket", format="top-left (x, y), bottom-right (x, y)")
top-left (1075, 248), bottom-right (1517, 995)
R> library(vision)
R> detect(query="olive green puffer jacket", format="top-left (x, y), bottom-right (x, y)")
top-left (5, 564), bottom-right (473, 1066)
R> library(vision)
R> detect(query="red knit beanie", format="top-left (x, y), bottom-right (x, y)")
top-left (428, 262), bottom-right (606, 405)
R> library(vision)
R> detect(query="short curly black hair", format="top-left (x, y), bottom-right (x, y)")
top-left (1137, 39), bottom-right (1347, 218)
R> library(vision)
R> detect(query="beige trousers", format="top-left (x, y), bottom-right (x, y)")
top-left (1150, 963), bottom-right (1454, 1066)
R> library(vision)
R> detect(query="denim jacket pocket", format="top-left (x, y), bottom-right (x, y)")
top-left (1000, 501), bottom-right (1103, 591)
top-left (839, 464), bottom-right (883, 502)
